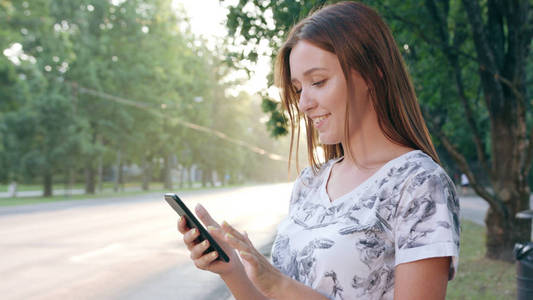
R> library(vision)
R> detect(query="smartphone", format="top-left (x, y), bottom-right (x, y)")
top-left (164, 193), bottom-right (230, 263)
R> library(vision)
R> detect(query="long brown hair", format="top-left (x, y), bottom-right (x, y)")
top-left (275, 1), bottom-right (440, 174)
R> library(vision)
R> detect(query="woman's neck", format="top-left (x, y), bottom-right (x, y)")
top-left (339, 113), bottom-right (414, 171)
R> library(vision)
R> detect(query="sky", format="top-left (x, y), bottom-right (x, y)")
top-left (174, 0), bottom-right (272, 97)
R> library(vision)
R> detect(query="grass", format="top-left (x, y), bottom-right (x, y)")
top-left (0, 189), bottom-right (164, 206)
top-left (447, 220), bottom-right (516, 299)
top-left (0, 181), bottom-right (163, 192)
top-left (0, 182), bottom-right (249, 207)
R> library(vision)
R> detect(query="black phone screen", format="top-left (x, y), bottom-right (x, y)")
top-left (164, 193), bottom-right (230, 263)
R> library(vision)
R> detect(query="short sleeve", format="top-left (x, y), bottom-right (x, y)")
top-left (393, 169), bottom-right (461, 280)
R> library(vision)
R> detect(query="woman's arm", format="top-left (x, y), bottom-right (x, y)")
top-left (273, 276), bottom-right (330, 300)
top-left (394, 257), bottom-right (450, 300)
top-left (219, 266), bottom-right (270, 300)
top-left (220, 221), bottom-right (330, 300)
top-left (177, 205), bottom-right (268, 299)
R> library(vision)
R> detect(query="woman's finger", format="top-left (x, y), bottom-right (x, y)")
top-left (224, 230), bottom-right (252, 253)
top-left (194, 251), bottom-right (219, 269)
top-left (242, 231), bottom-right (255, 248)
top-left (190, 239), bottom-right (211, 260)
top-left (195, 204), bottom-right (220, 228)
top-left (177, 216), bottom-right (189, 234)
top-left (183, 228), bottom-right (200, 247)
top-left (207, 226), bottom-right (226, 242)
top-left (238, 250), bottom-right (259, 267)
top-left (221, 220), bottom-right (247, 241)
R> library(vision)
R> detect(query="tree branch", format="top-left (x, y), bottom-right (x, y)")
top-left (524, 126), bottom-right (533, 175)
top-left (424, 0), bottom-right (449, 43)
top-left (461, 0), bottom-right (507, 112)
top-left (423, 0), bottom-right (492, 178)
top-left (493, 73), bottom-right (526, 103)
top-left (380, 2), bottom-right (519, 99)
top-left (422, 106), bottom-right (509, 217)
top-left (379, 4), bottom-right (478, 63)
top-left (461, 0), bottom-right (499, 74)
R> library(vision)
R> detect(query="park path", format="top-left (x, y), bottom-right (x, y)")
top-left (458, 191), bottom-right (533, 225)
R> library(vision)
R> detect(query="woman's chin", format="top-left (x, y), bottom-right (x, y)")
top-left (318, 134), bottom-right (341, 145)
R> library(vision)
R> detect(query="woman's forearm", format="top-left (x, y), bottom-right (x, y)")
top-left (222, 269), bottom-right (329, 300)
top-left (220, 268), bottom-right (269, 300)
top-left (270, 276), bottom-right (330, 300)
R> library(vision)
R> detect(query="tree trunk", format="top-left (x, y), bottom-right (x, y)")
top-left (97, 153), bottom-right (103, 193)
top-left (114, 150), bottom-right (122, 192)
top-left (118, 161), bottom-right (124, 192)
top-left (483, 102), bottom-right (532, 260)
top-left (43, 171), bottom-right (53, 197)
top-left (179, 167), bottom-right (185, 188)
top-left (210, 170), bottom-right (216, 187)
top-left (163, 154), bottom-right (172, 190)
top-left (201, 169), bottom-right (207, 187)
top-left (66, 167), bottom-right (74, 197)
top-left (188, 166), bottom-right (193, 188)
top-left (142, 156), bottom-right (152, 191)
top-left (85, 164), bottom-right (96, 194)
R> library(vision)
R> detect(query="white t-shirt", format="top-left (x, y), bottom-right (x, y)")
top-left (271, 150), bottom-right (460, 300)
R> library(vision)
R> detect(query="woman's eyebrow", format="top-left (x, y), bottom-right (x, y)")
top-left (291, 67), bottom-right (328, 82)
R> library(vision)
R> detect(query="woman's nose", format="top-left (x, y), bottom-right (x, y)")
top-left (298, 89), bottom-right (315, 113)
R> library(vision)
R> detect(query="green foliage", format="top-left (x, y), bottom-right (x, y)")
top-left (261, 98), bottom-right (288, 137)
top-left (0, 0), bottom-right (289, 195)
top-left (222, 0), bottom-right (530, 177)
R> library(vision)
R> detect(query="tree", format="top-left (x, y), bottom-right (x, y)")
top-left (224, 0), bottom-right (533, 260)
top-left (1, 0), bottom-right (292, 197)
top-left (1, 0), bottom-right (84, 196)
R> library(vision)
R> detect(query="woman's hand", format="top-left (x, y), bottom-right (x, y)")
top-left (220, 220), bottom-right (288, 299)
top-left (177, 203), bottom-right (243, 276)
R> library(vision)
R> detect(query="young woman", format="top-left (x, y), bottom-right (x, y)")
top-left (177, 2), bottom-right (460, 299)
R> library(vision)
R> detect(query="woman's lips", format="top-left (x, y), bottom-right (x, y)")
top-left (313, 113), bottom-right (331, 129)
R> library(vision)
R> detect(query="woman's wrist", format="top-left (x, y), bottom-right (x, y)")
top-left (219, 263), bottom-right (244, 281)
top-left (270, 275), bottom-right (330, 300)
top-left (220, 264), bottom-right (269, 300)
top-left (270, 274), bottom-right (292, 299)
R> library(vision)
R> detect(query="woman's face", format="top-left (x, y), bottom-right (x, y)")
top-left (289, 40), bottom-right (371, 145)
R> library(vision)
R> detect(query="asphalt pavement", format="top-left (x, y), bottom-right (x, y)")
top-left (0, 183), bottom-right (292, 300)
top-left (458, 190), bottom-right (533, 225)
top-left (1, 185), bottom-right (531, 300)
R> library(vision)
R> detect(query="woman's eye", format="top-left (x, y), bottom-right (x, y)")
top-left (312, 79), bottom-right (326, 87)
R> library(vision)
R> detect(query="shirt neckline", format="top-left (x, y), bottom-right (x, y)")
top-left (320, 150), bottom-right (422, 205)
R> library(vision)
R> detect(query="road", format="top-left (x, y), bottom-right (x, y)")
top-left (0, 184), bottom-right (292, 300)
top-left (458, 191), bottom-right (533, 225)
top-left (2, 184), bottom-right (531, 300)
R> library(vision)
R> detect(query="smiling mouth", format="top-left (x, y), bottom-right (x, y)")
top-left (313, 113), bottom-right (331, 127)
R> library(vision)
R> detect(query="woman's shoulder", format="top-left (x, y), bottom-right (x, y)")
top-left (405, 151), bottom-right (454, 186)
top-left (387, 150), bottom-right (452, 183)
top-left (389, 151), bottom-right (459, 212)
